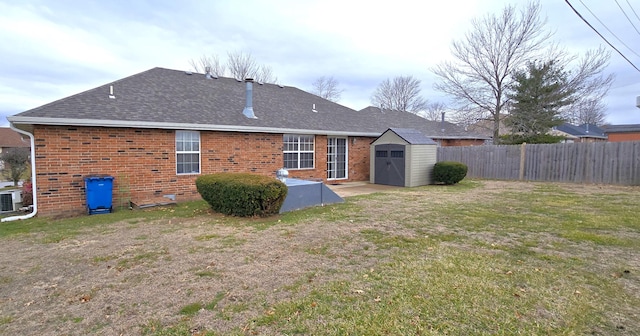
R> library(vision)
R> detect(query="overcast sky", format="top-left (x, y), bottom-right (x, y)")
top-left (1, 0), bottom-right (639, 127)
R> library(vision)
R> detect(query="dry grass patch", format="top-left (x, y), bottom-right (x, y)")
top-left (0, 180), bottom-right (638, 335)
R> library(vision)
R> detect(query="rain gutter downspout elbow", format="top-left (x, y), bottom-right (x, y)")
top-left (1, 124), bottom-right (37, 222)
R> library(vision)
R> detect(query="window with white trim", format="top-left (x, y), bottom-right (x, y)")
top-left (176, 130), bottom-right (200, 174)
top-left (283, 134), bottom-right (314, 169)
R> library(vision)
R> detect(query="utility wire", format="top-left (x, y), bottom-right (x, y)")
top-left (624, 0), bottom-right (640, 24)
top-left (579, 0), bottom-right (640, 58)
top-left (564, 0), bottom-right (640, 73)
top-left (615, 0), bottom-right (640, 36)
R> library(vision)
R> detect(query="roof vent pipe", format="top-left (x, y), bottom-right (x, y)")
top-left (243, 78), bottom-right (258, 119)
top-left (441, 111), bottom-right (445, 133)
top-left (205, 66), bottom-right (212, 79)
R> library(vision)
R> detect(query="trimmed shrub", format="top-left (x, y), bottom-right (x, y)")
top-left (433, 161), bottom-right (468, 185)
top-left (196, 173), bottom-right (288, 217)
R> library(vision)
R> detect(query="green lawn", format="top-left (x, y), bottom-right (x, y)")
top-left (1, 180), bottom-right (638, 335)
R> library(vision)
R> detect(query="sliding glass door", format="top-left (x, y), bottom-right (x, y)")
top-left (327, 137), bottom-right (347, 180)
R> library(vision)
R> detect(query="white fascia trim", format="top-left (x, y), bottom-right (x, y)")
top-left (431, 136), bottom-right (492, 140)
top-left (7, 117), bottom-right (381, 138)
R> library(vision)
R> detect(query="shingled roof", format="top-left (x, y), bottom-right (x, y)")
top-left (9, 67), bottom-right (488, 140)
top-left (385, 128), bottom-right (438, 145)
top-left (357, 106), bottom-right (488, 139)
top-left (555, 123), bottom-right (606, 139)
top-left (0, 128), bottom-right (30, 148)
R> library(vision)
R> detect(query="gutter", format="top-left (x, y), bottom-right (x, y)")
top-left (8, 116), bottom-right (492, 140)
top-left (1, 124), bottom-right (37, 222)
top-left (7, 116), bottom-right (382, 138)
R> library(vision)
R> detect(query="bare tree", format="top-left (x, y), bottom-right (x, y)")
top-left (420, 101), bottom-right (448, 121)
top-left (226, 51), bottom-right (277, 83)
top-left (254, 64), bottom-right (278, 84)
top-left (188, 51), bottom-right (278, 83)
top-left (188, 54), bottom-right (226, 77)
top-left (311, 76), bottom-right (343, 102)
top-left (565, 98), bottom-right (607, 125)
top-left (559, 47), bottom-right (613, 125)
top-left (371, 75), bottom-right (427, 113)
top-left (1, 148), bottom-right (30, 186)
top-left (432, 1), bottom-right (553, 142)
top-left (226, 51), bottom-right (259, 81)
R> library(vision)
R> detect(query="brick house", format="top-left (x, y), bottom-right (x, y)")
top-left (7, 67), bottom-right (487, 218)
top-left (601, 124), bottom-right (640, 142)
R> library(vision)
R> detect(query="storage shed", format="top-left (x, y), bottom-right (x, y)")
top-left (370, 128), bottom-right (437, 187)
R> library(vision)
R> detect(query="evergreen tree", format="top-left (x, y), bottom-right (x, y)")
top-left (503, 60), bottom-right (575, 144)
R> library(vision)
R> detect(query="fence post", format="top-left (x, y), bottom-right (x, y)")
top-left (519, 142), bottom-right (526, 180)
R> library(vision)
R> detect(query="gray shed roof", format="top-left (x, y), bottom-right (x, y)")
top-left (357, 107), bottom-right (488, 140)
top-left (385, 128), bottom-right (437, 145)
top-left (9, 67), bottom-right (489, 140)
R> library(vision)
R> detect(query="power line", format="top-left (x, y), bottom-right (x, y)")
top-left (578, 0), bottom-right (640, 58)
top-left (625, 0), bottom-right (640, 24)
top-left (564, 0), bottom-right (640, 73)
top-left (614, 0), bottom-right (640, 36)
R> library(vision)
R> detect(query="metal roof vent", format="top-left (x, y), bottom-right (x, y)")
top-left (109, 85), bottom-right (115, 99)
top-left (312, 104), bottom-right (318, 113)
top-left (204, 67), bottom-right (218, 79)
top-left (185, 71), bottom-right (193, 75)
top-left (243, 78), bottom-right (258, 119)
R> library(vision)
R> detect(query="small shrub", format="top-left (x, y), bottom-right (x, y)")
top-left (22, 180), bottom-right (33, 207)
top-left (196, 173), bottom-right (287, 217)
top-left (433, 161), bottom-right (468, 185)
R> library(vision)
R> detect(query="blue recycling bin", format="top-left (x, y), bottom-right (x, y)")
top-left (84, 175), bottom-right (114, 215)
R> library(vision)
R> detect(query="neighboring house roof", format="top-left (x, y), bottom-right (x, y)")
top-left (548, 129), bottom-right (578, 139)
top-left (0, 128), bottom-right (30, 148)
top-left (465, 114), bottom-right (511, 138)
top-left (555, 123), bottom-right (606, 139)
top-left (358, 107), bottom-right (488, 140)
top-left (601, 124), bottom-right (640, 133)
top-left (385, 128), bottom-right (438, 145)
top-left (8, 67), bottom-right (488, 140)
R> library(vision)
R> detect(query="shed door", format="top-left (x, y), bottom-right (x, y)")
top-left (374, 144), bottom-right (405, 186)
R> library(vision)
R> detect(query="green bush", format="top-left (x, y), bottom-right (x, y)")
top-left (433, 161), bottom-right (468, 185)
top-left (195, 173), bottom-right (288, 217)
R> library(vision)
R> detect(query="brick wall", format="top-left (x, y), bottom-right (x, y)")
top-left (33, 126), bottom-right (372, 217)
top-left (607, 132), bottom-right (640, 142)
top-left (286, 136), bottom-right (373, 182)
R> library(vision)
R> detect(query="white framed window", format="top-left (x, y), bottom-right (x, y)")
top-left (176, 130), bottom-right (200, 174)
top-left (283, 134), bottom-right (314, 169)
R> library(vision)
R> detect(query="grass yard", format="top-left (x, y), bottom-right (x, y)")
top-left (0, 180), bottom-right (638, 335)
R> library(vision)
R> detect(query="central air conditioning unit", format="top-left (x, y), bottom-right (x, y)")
top-left (0, 189), bottom-right (22, 212)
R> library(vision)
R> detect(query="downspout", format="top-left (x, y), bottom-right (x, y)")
top-left (1, 124), bottom-right (37, 222)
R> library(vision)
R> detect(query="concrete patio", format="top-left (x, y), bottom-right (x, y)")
top-left (327, 181), bottom-right (402, 198)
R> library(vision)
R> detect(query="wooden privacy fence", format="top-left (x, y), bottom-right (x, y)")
top-left (437, 141), bottom-right (640, 185)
